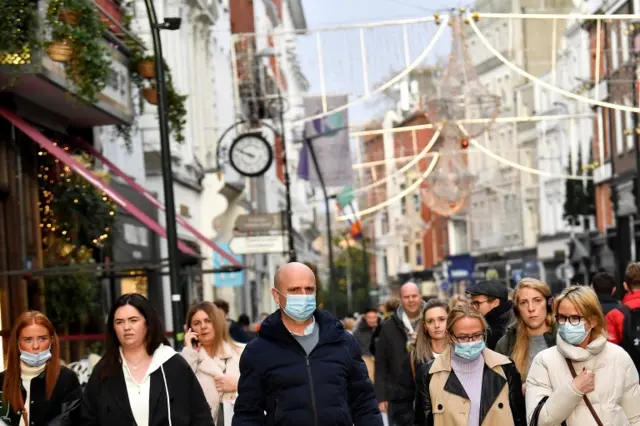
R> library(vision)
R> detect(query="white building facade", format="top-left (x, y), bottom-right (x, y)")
top-left (211, 0), bottom-right (319, 319)
top-left (457, 0), bottom-right (574, 283)
top-left (534, 10), bottom-right (595, 289)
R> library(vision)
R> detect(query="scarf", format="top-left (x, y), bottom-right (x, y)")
top-left (398, 302), bottom-right (426, 347)
top-left (20, 362), bottom-right (46, 380)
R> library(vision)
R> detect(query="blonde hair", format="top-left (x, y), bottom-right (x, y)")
top-left (448, 295), bottom-right (468, 310)
top-left (343, 317), bottom-right (355, 331)
top-left (555, 285), bottom-right (607, 339)
top-left (511, 278), bottom-right (554, 379)
top-left (446, 304), bottom-right (488, 338)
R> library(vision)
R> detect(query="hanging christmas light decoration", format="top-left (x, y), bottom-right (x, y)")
top-left (424, 14), bottom-right (500, 138)
top-left (420, 125), bottom-right (477, 217)
top-left (38, 145), bottom-right (117, 265)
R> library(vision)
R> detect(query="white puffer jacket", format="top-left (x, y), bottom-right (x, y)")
top-left (525, 333), bottom-right (640, 426)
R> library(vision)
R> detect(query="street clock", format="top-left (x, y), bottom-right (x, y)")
top-left (228, 132), bottom-right (273, 178)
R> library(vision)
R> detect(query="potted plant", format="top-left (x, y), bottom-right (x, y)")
top-left (46, 0), bottom-right (111, 102)
top-left (143, 86), bottom-right (158, 105)
top-left (134, 57), bottom-right (187, 143)
top-left (46, 39), bottom-right (73, 62)
top-left (136, 56), bottom-right (156, 79)
top-left (58, 8), bottom-right (80, 25)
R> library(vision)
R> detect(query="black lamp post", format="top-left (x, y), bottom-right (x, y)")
top-left (142, 0), bottom-right (183, 344)
top-left (276, 88), bottom-right (297, 263)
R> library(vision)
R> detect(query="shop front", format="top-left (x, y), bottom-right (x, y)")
top-left (537, 234), bottom-right (569, 295)
top-left (472, 248), bottom-right (540, 288)
top-left (107, 181), bottom-right (162, 315)
top-left (444, 254), bottom-right (474, 296)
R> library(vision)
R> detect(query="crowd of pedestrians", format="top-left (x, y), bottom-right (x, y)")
top-left (4, 261), bottom-right (640, 425)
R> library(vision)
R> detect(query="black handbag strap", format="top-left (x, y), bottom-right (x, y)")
top-left (530, 396), bottom-right (568, 426)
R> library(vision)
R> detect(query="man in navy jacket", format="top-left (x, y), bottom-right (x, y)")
top-left (232, 262), bottom-right (382, 426)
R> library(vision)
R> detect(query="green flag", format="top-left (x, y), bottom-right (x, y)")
top-left (336, 186), bottom-right (354, 208)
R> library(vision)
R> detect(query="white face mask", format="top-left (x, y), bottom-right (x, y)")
top-left (276, 289), bottom-right (316, 322)
top-left (20, 347), bottom-right (52, 367)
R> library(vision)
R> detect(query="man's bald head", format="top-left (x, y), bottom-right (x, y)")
top-left (274, 262), bottom-right (315, 290)
top-left (400, 281), bottom-right (420, 296)
top-left (400, 281), bottom-right (422, 318)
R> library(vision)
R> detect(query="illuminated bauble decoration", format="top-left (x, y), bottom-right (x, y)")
top-left (460, 138), bottom-right (469, 149)
top-left (421, 126), bottom-right (477, 217)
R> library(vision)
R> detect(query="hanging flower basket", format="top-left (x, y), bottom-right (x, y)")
top-left (58, 9), bottom-right (80, 25)
top-left (47, 40), bottom-right (73, 62)
top-left (143, 87), bottom-right (158, 105)
top-left (137, 59), bottom-right (156, 79)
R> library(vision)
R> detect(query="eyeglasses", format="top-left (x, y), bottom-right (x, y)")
top-left (470, 300), bottom-right (490, 309)
top-left (452, 332), bottom-right (485, 343)
top-left (555, 314), bottom-right (585, 325)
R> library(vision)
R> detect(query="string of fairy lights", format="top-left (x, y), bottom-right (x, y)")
top-left (37, 144), bottom-right (116, 257)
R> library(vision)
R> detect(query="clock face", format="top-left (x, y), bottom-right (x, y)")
top-left (228, 133), bottom-right (274, 177)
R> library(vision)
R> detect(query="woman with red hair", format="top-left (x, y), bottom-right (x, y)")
top-left (0, 311), bottom-right (81, 425)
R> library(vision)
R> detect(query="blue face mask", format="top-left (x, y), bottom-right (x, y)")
top-left (20, 348), bottom-right (52, 368)
top-left (559, 322), bottom-right (589, 345)
top-left (277, 290), bottom-right (316, 322)
top-left (454, 340), bottom-right (485, 361)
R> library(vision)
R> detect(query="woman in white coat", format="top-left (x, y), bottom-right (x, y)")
top-left (526, 285), bottom-right (640, 426)
top-left (182, 302), bottom-right (244, 426)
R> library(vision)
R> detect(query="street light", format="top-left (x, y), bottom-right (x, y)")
top-left (142, 0), bottom-right (183, 345)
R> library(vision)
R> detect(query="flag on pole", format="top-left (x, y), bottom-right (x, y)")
top-left (297, 141), bottom-right (310, 181)
top-left (336, 186), bottom-right (354, 209)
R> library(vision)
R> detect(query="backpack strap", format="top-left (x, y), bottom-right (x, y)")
top-left (617, 304), bottom-right (632, 343)
top-left (618, 304), bottom-right (632, 316)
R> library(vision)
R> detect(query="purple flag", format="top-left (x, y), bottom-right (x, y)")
top-left (297, 141), bottom-right (310, 180)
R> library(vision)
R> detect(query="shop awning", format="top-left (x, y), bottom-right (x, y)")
top-left (75, 138), bottom-right (241, 267)
top-left (0, 107), bottom-right (198, 257)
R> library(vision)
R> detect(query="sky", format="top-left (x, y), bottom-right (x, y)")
top-left (301, 0), bottom-right (462, 28)
top-left (297, 0), bottom-right (461, 124)
top-left (294, 0), bottom-right (463, 205)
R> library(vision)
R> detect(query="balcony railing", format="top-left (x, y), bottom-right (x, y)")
top-left (0, 0), bottom-right (137, 127)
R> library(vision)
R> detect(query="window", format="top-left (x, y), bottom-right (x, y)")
top-left (413, 193), bottom-right (420, 213)
top-left (615, 109), bottom-right (624, 154)
top-left (622, 23), bottom-right (630, 62)
top-left (415, 243), bottom-right (423, 265)
top-left (610, 26), bottom-right (619, 70)
top-left (401, 198), bottom-right (407, 215)
top-left (381, 211), bottom-right (389, 234)
top-left (625, 96), bottom-right (634, 150)
top-left (404, 245), bottom-right (410, 263)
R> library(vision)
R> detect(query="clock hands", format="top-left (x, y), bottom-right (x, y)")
top-left (236, 149), bottom-right (255, 158)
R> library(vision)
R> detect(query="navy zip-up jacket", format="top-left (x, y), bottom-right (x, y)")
top-left (232, 309), bottom-right (382, 426)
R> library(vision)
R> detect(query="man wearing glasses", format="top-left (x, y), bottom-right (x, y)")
top-left (466, 280), bottom-right (514, 350)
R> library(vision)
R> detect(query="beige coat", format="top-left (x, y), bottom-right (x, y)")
top-left (422, 348), bottom-right (524, 426)
top-left (526, 334), bottom-right (640, 426)
top-left (182, 341), bottom-right (244, 425)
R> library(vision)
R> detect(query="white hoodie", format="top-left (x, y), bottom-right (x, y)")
top-left (120, 344), bottom-right (176, 426)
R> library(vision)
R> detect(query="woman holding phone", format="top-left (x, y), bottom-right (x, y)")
top-left (182, 302), bottom-right (244, 426)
